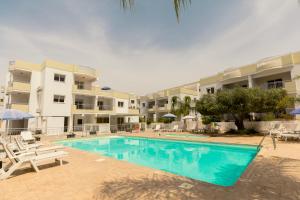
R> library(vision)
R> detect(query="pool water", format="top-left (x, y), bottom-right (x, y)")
top-left (60, 136), bottom-right (259, 187)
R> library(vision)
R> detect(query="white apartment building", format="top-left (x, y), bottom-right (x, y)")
top-left (140, 83), bottom-right (200, 122)
top-left (3, 60), bottom-right (140, 134)
top-left (199, 51), bottom-right (300, 99)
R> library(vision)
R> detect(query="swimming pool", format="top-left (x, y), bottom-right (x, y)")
top-left (59, 136), bottom-right (259, 187)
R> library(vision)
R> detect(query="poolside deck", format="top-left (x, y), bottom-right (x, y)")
top-left (0, 132), bottom-right (299, 200)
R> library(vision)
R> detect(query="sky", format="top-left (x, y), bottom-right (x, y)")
top-left (0, 0), bottom-right (300, 95)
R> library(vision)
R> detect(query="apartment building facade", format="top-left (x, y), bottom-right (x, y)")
top-left (199, 52), bottom-right (300, 99)
top-left (3, 60), bottom-right (140, 134)
top-left (140, 83), bottom-right (200, 122)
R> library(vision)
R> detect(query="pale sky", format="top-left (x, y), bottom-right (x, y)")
top-left (0, 0), bottom-right (300, 95)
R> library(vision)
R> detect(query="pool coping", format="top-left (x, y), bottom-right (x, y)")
top-left (57, 135), bottom-right (260, 151)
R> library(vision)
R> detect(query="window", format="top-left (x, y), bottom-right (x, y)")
top-left (131, 100), bottom-right (135, 104)
top-left (96, 117), bottom-right (109, 124)
top-left (54, 74), bottom-right (66, 82)
top-left (267, 79), bottom-right (283, 89)
top-left (53, 95), bottom-right (65, 103)
top-left (206, 87), bottom-right (215, 94)
top-left (118, 101), bottom-right (124, 107)
top-left (75, 81), bottom-right (84, 89)
top-left (142, 103), bottom-right (146, 107)
top-left (98, 101), bottom-right (104, 110)
top-left (75, 99), bottom-right (83, 109)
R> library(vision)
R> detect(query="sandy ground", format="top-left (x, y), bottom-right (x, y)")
top-left (0, 131), bottom-right (299, 200)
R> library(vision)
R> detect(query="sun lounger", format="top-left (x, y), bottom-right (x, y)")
top-left (278, 133), bottom-right (300, 141)
top-left (14, 137), bottom-right (64, 154)
top-left (20, 131), bottom-right (36, 143)
top-left (153, 124), bottom-right (161, 132)
top-left (0, 138), bottom-right (68, 180)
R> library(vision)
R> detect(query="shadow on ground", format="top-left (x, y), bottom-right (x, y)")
top-left (94, 157), bottom-right (300, 200)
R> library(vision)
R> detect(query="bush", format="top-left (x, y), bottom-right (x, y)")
top-left (157, 118), bottom-right (174, 124)
top-left (261, 113), bottom-right (275, 121)
top-left (278, 113), bottom-right (294, 120)
top-left (201, 115), bottom-right (221, 125)
top-left (146, 119), bottom-right (153, 125)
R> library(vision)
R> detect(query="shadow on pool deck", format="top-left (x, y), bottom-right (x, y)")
top-left (94, 157), bottom-right (300, 200)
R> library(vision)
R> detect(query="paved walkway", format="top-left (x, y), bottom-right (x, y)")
top-left (0, 132), bottom-right (299, 200)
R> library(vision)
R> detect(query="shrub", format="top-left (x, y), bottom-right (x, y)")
top-left (261, 113), bottom-right (275, 121)
top-left (201, 115), bottom-right (221, 125)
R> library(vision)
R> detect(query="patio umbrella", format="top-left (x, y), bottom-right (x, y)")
top-left (0, 109), bottom-right (34, 138)
top-left (162, 113), bottom-right (177, 118)
top-left (0, 109), bottom-right (34, 120)
top-left (290, 108), bottom-right (300, 115)
top-left (182, 115), bottom-right (195, 120)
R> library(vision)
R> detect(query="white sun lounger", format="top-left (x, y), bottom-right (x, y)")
top-left (14, 137), bottom-right (65, 154)
top-left (153, 124), bottom-right (161, 132)
top-left (20, 131), bottom-right (36, 143)
top-left (0, 139), bottom-right (68, 180)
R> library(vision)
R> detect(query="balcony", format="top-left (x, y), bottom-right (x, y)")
top-left (97, 104), bottom-right (114, 113)
top-left (222, 69), bottom-right (242, 80)
top-left (74, 65), bottom-right (98, 79)
top-left (72, 85), bottom-right (97, 96)
top-left (10, 103), bottom-right (29, 112)
top-left (257, 55), bottom-right (293, 72)
top-left (72, 104), bottom-right (97, 114)
top-left (9, 60), bottom-right (41, 72)
top-left (128, 108), bottom-right (139, 115)
top-left (7, 81), bottom-right (31, 93)
top-left (284, 80), bottom-right (297, 94)
top-left (157, 104), bottom-right (170, 112)
top-left (155, 90), bottom-right (169, 98)
top-left (259, 80), bottom-right (296, 94)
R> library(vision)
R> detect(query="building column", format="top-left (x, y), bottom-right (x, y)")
top-left (68, 115), bottom-right (73, 132)
top-left (248, 75), bottom-right (254, 88)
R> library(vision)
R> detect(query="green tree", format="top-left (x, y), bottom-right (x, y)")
top-left (120, 0), bottom-right (191, 22)
top-left (181, 96), bottom-right (192, 116)
top-left (196, 87), bottom-right (294, 131)
top-left (171, 96), bottom-right (181, 117)
top-left (171, 96), bottom-right (193, 118)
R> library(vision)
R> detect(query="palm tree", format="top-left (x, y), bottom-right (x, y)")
top-left (171, 96), bottom-right (193, 118)
top-left (171, 96), bottom-right (180, 114)
top-left (181, 96), bottom-right (192, 116)
top-left (120, 0), bottom-right (191, 22)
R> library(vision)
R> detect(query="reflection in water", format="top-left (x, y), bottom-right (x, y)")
top-left (63, 137), bottom-right (257, 186)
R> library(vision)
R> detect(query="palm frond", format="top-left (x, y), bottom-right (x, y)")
top-left (120, 0), bottom-right (191, 22)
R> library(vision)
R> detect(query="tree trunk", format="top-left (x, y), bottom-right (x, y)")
top-left (234, 114), bottom-right (245, 130)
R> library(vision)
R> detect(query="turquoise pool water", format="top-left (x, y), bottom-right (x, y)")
top-left (60, 136), bottom-right (258, 187)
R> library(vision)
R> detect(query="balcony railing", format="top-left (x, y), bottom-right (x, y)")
top-left (74, 65), bottom-right (98, 78)
top-left (72, 85), bottom-right (97, 96)
top-left (75, 104), bottom-right (94, 110)
top-left (7, 81), bottom-right (31, 93)
top-left (98, 104), bottom-right (113, 111)
top-left (9, 103), bottom-right (29, 112)
top-left (128, 108), bottom-right (139, 115)
top-left (259, 80), bottom-right (296, 94)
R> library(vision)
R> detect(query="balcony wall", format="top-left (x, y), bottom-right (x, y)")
top-left (10, 104), bottom-right (29, 112)
top-left (7, 82), bottom-right (31, 93)
top-left (284, 80), bottom-right (297, 94)
top-left (72, 85), bottom-right (97, 96)
top-left (128, 108), bottom-right (139, 115)
top-left (74, 65), bottom-right (98, 79)
top-left (9, 60), bottom-right (41, 72)
top-left (222, 69), bottom-right (242, 80)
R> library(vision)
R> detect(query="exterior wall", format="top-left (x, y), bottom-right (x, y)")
top-left (41, 67), bottom-right (73, 117)
top-left (115, 98), bottom-right (129, 114)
